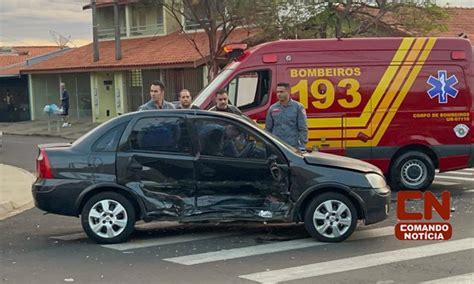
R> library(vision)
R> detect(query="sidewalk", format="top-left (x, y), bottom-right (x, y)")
top-left (0, 119), bottom-right (100, 220)
top-left (0, 119), bottom-right (100, 140)
top-left (0, 164), bottom-right (36, 220)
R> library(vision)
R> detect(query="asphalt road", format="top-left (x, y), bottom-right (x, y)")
top-left (0, 135), bottom-right (71, 172)
top-left (0, 135), bottom-right (473, 284)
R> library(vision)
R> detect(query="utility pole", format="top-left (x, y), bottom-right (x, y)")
top-left (114, 0), bottom-right (122, 60)
top-left (92, 0), bottom-right (100, 62)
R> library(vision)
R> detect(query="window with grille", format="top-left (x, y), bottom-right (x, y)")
top-left (130, 70), bottom-right (143, 87)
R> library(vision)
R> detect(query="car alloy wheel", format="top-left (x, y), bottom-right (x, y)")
top-left (88, 199), bottom-right (128, 239)
top-left (81, 192), bottom-right (136, 244)
top-left (313, 200), bottom-right (352, 239)
top-left (304, 192), bottom-right (357, 242)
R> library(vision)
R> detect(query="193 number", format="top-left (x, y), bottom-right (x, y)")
top-left (291, 78), bottom-right (362, 109)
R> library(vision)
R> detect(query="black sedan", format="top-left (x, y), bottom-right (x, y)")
top-left (33, 110), bottom-right (390, 244)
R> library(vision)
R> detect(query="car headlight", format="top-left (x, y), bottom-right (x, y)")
top-left (366, 173), bottom-right (388, 191)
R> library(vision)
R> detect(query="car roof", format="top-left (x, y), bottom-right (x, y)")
top-left (134, 109), bottom-right (254, 125)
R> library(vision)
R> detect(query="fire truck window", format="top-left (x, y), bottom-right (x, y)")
top-left (226, 70), bottom-right (271, 111)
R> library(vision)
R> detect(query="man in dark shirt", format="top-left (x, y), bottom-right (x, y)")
top-left (6, 90), bottom-right (14, 122)
top-left (177, 89), bottom-right (199, 109)
top-left (209, 89), bottom-right (242, 115)
top-left (60, 83), bottom-right (71, 127)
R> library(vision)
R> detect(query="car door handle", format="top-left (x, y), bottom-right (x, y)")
top-left (270, 164), bottom-right (281, 180)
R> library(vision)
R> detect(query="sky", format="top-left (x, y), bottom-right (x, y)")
top-left (0, 0), bottom-right (472, 47)
top-left (0, 0), bottom-right (92, 47)
top-left (436, 0), bottom-right (474, 7)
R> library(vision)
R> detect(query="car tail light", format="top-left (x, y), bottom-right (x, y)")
top-left (36, 149), bottom-right (53, 179)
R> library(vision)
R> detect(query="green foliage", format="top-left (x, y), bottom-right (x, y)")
top-left (257, 0), bottom-right (449, 39)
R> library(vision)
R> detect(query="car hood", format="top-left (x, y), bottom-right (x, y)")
top-left (303, 151), bottom-right (382, 174)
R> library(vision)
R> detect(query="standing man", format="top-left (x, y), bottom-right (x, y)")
top-left (6, 90), bottom-right (14, 122)
top-left (60, 83), bottom-right (71, 127)
top-left (177, 89), bottom-right (199, 109)
top-left (265, 82), bottom-right (308, 149)
top-left (209, 89), bottom-right (242, 115)
top-left (138, 80), bottom-right (175, 110)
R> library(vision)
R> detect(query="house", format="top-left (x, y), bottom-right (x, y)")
top-left (21, 1), bottom-right (255, 123)
top-left (0, 46), bottom-right (67, 122)
top-left (429, 8), bottom-right (474, 44)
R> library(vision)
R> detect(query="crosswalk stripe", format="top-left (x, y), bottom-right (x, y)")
top-left (438, 172), bottom-right (473, 176)
top-left (435, 176), bottom-right (474, 182)
top-left (436, 169), bottom-right (474, 173)
top-left (102, 232), bottom-right (239, 251)
top-left (164, 226), bottom-right (394, 265)
top-left (49, 222), bottom-right (182, 242)
top-left (432, 181), bottom-right (458, 186)
top-left (50, 232), bottom-right (86, 241)
top-left (239, 238), bottom-right (474, 283)
top-left (421, 272), bottom-right (474, 284)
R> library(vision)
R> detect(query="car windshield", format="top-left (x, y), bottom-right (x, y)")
top-left (261, 128), bottom-right (300, 154)
top-left (234, 116), bottom-right (300, 154)
top-left (193, 69), bottom-right (233, 107)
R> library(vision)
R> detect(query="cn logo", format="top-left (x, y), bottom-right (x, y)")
top-left (395, 191), bottom-right (452, 241)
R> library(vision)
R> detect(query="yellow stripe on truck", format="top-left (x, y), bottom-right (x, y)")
top-left (371, 37), bottom-right (437, 146)
top-left (309, 38), bottom-right (436, 149)
top-left (307, 37), bottom-right (415, 129)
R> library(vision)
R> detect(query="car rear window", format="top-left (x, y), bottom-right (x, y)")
top-left (92, 122), bottom-right (128, 152)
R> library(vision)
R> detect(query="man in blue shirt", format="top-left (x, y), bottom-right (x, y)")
top-left (138, 80), bottom-right (175, 110)
top-left (265, 82), bottom-right (308, 149)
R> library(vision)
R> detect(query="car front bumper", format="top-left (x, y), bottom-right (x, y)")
top-left (355, 186), bottom-right (391, 225)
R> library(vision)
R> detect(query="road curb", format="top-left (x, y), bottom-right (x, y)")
top-left (0, 164), bottom-right (36, 221)
top-left (0, 200), bottom-right (34, 221)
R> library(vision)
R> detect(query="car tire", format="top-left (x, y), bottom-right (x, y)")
top-left (81, 192), bottom-right (136, 244)
top-left (389, 151), bottom-right (435, 191)
top-left (304, 192), bottom-right (358, 242)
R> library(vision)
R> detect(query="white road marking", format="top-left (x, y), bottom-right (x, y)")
top-left (50, 232), bottom-right (86, 241)
top-left (432, 181), bottom-right (458, 186)
top-left (102, 232), bottom-right (239, 251)
top-left (435, 176), bottom-right (474, 182)
top-left (239, 238), bottom-right (474, 283)
top-left (421, 272), bottom-right (474, 284)
top-left (164, 226), bottom-right (394, 265)
top-left (438, 172), bottom-right (473, 176)
top-left (49, 222), bottom-right (182, 242)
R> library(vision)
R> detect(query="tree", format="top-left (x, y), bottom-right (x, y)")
top-left (158, 0), bottom-right (269, 81)
top-left (154, 0), bottom-right (448, 80)
top-left (257, 0), bottom-right (449, 40)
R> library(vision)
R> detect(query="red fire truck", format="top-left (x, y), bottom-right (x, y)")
top-left (193, 37), bottom-right (473, 190)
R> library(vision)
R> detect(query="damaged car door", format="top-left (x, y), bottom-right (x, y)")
top-left (191, 117), bottom-right (290, 220)
top-left (116, 115), bottom-right (196, 218)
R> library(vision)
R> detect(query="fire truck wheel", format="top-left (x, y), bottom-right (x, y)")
top-left (390, 151), bottom-right (435, 190)
top-left (304, 192), bottom-right (357, 242)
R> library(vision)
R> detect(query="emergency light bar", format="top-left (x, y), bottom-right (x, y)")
top-left (223, 43), bottom-right (247, 60)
